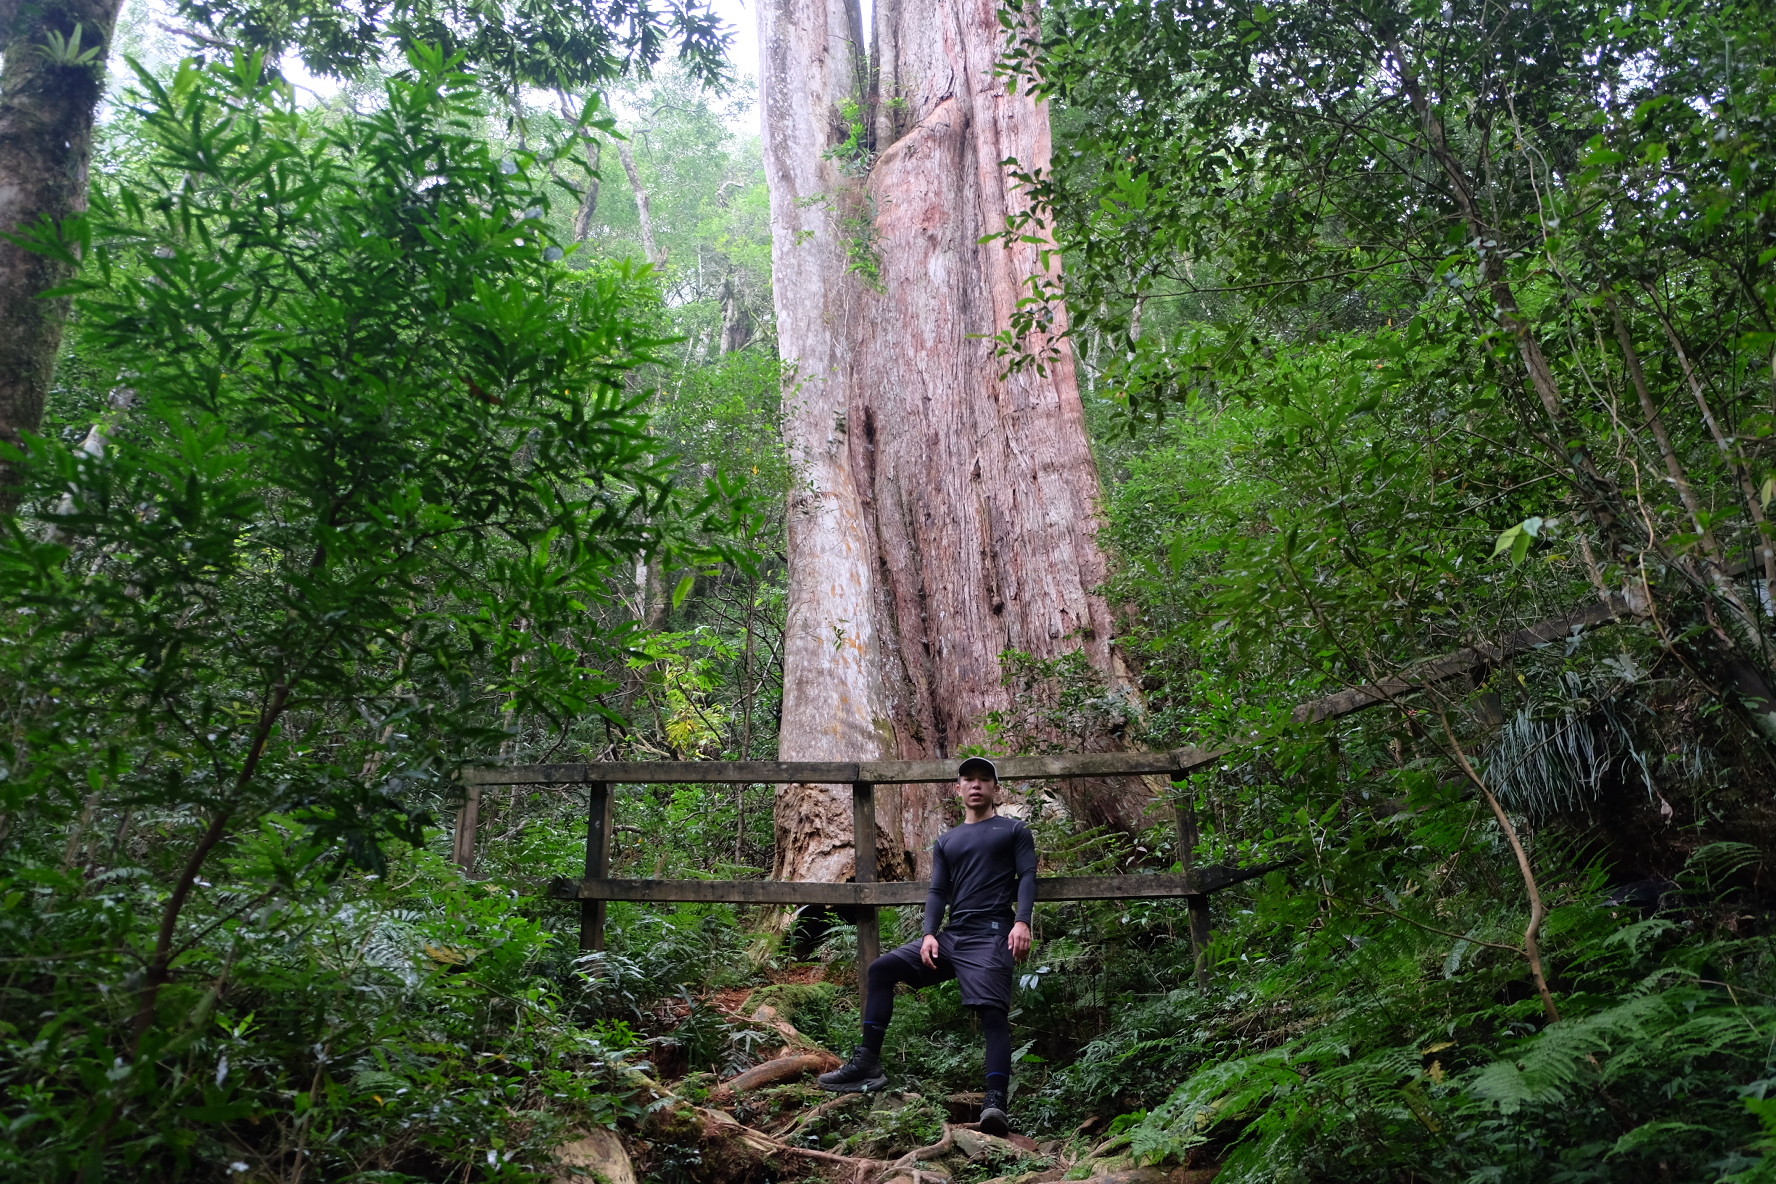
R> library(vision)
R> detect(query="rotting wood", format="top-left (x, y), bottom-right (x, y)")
top-left (548, 864), bottom-right (1291, 906)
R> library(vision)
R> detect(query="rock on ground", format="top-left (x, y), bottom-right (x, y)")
top-left (551, 1128), bottom-right (637, 1184)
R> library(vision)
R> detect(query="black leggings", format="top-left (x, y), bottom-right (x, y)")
top-left (861, 954), bottom-right (1011, 1088)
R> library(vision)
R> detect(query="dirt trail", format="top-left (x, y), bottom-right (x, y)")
top-left (550, 984), bottom-right (1221, 1184)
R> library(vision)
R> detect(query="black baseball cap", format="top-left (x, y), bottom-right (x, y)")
top-left (957, 756), bottom-right (998, 781)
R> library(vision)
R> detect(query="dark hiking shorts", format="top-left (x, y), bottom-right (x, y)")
top-left (881, 926), bottom-right (1015, 1011)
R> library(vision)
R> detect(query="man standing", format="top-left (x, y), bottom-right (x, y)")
top-left (818, 757), bottom-right (1036, 1136)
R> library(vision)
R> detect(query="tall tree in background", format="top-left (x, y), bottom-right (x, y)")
top-left (0, 0), bottom-right (726, 507)
top-left (759, 0), bottom-right (1136, 884)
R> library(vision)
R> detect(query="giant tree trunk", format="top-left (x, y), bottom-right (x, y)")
top-left (760, 0), bottom-right (1139, 885)
top-left (0, 0), bottom-right (125, 509)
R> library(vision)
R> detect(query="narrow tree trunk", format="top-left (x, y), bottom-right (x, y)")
top-left (0, 0), bottom-right (125, 508)
top-left (720, 271), bottom-right (753, 354)
top-left (612, 131), bottom-right (673, 634)
top-left (573, 137), bottom-right (602, 243)
top-left (760, 0), bottom-right (1138, 884)
top-left (552, 89), bottom-right (603, 244)
top-left (616, 138), bottom-right (664, 267)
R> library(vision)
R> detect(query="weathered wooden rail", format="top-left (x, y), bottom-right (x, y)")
top-left (465, 587), bottom-right (1643, 1003)
top-left (464, 751), bottom-right (1264, 999)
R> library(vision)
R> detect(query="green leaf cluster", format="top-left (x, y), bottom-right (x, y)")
top-left (0, 44), bottom-right (748, 1176)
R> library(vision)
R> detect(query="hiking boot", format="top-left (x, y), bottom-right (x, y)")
top-left (818, 1046), bottom-right (888, 1093)
top-left (978, 1088), bottom-right (1010, 1136)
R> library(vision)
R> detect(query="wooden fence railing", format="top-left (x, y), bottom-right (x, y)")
top-left (462, 588), bottom-right (1639, 1003)
top-left (466, 752), bottom-right (1272, 999)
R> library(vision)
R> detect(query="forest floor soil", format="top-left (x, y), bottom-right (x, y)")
top-left (565, 983), bottom-right (1221, 1184)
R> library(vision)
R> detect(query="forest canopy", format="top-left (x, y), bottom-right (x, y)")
top-left (1, 0), bottom-right (1774, 1180)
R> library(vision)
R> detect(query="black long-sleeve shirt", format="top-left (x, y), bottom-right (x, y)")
top-left (923, 814), bottom-right (1038, 935)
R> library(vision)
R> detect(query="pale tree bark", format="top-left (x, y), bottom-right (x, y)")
top-left (615, 131), bottom-right (671, 632)
top-left (616, 137), bottom-right (664, 268)
top-left (760, 0), bottom-right (1139, 885)
top-left (0, 0), bottom-right (126, 510)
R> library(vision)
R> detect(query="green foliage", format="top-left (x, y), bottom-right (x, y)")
top-left (823, 97), bottom-right (874, 175)
top-left (36, 22), bottom-right (104, 67)
top-left (988, 812), bottom-right (1776, 1181)
top-left (593, 904), bottom-right (753, 1007)
top-left (1020, 0), bottom-right (1776, 743)
top-left (585, 69), bottom-right (773, 303)
top-left (988, 648), bottom-right (1143, 757)
top-left (175, 0), bottom-right (731, 95)
top-left (880, 976), bottom-right (988, 1097)
top-left (748, 981), bottom-right (857, 1056)
top-left (1111, 924), bottom-right (1776, 1182)
top-left (1, 828), bottom-right (655, 1180)
top-left (0, 45), bottom-right (750, 1179)
top-left (11, 2), bottom-right (1776, 1182)
top-left (966, 10), bottom-right (1776, 1170)
top-left (839, 200), bottom-right (886, 290)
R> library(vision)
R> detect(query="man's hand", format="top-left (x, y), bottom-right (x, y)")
top-left (1008, 921), bottom-right (1032, 961)
top-left (920, 934), bottom-right (940, 968)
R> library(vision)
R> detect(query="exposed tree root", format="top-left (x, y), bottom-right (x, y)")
top-left (881, 1123), bottom-right (955, 1183)
top-left (695, 1108), bottom-right (974, 1184)
top-left (711, 1051), bottom-right (841, 1104)
top-left (746, 1001), bottom-right (830, 1055)
top-left (698, 1106), bottom-right (889, 1182)
top-left (771, 1091), bottom-right (869, 1138)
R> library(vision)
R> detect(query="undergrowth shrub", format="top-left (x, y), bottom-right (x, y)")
top-left (0, 833), bottom-right (652, 1180)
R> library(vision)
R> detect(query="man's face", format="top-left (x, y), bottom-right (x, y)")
top-left (957, 773), bottom-right (997, 811)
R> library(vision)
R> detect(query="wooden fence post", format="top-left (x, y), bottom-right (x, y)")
top-left (1173, 778), bottom-right (1211, 987)
top-left (580, 782), bottom-right (612, 954)
top-left (451, 783), bottom-right (481, 873)
top-left (852, 781), bottom-right (880, 1009)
